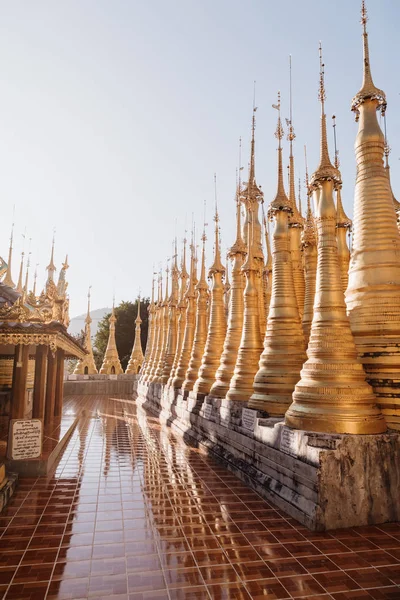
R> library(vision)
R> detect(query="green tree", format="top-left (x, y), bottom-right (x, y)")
top-left (94, 297), bottom-right (150, 371)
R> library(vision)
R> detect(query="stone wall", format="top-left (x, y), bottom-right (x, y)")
top-left (64, 374), bottom-right (136, 396)
top-left (137, 381), bottom-right (400, 531)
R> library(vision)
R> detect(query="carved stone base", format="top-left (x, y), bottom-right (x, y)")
top-left (137, 382), bottom-right (400, 531)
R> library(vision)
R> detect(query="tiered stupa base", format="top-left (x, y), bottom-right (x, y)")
top-left (136, 380), bottom-right (400, 531)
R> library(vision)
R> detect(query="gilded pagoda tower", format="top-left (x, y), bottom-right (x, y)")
top-left (250, 96), bottom-right (306, 415)
top-left (168, 239), bottom-right (189, 386)
top-left (301, 175), bottom-right (318, 346)
top-left (210, 183), bottom-right (246, 399)
top-left (126, 296), bottom-right (145, 374)
top-left (161, 245), bottom-right (180, 384)
top-left (74, 287), bottom-right (98, 375)
top-left (193, 206), bottom-right (226, 396)
top-left (171, 239), bottom-right (197, 389)
top-left (285, 44), bottom-right (385, 435)
top-left (182, 230), bottom-right (208, 393)
top-left (99, 304), bottom-right (123, 375)
top-left (2, 224), bottom-right (15, 288)
top-left (140, 276), bottom-right (156, 380)
top-left (345, 2), bottom-right (400, 430)
top-left (226, 107), bottom-right (264, 402)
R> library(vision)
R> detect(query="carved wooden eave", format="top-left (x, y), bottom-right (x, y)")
top-left (0, 322), bottom-right (87, 359)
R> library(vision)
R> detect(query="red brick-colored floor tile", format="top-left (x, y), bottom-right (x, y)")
top-left (127, 570), bottom-right (166, 593)
top-left (233, 560), bottom-right (276, 581)
top-left (313, 570), bottom-right (361, 593)
top-left (88, 573), bottom-right (128, 597)
top-left (4, 581), bottom-right (49, 599)
top-left (376, 565), bottom-right (400, 585)
top-left (163, 566), bottom-right (205, 589)
top-left (280, 573), bottom-right (326, 597)
top-left (13, 562), bottom-right (55, 584)
top-left (344, 567), bottom-right (394, 589)
top-left (207, 581), bottom-right (252, 599)
top-left (245, 578), bottom-right (291, 599)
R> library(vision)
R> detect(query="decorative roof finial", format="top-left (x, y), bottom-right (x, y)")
top-left (311, 43), bottom-right (341, 187)
top-left (135, 293), bottom-right (142, 324)
top-left (24, 238), bottom-right (32, 293)
top-left (3, 214), bottom-right (15, 288)
top-left (249, 81), bottom-right (257, 185)
top-left (351, 0), bottom-right (386, 117)
top-left (33, 263), bottom-right (39, 296)
top-left (46, 230), bottom-right (57, 282)
top-left (86, 286), bottom-right (92, 324)
top-left (210, 174), bottom-right (224, 273)
top-left (270, 92), bottom-right (291, 212)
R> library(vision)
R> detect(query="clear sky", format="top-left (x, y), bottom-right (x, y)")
top-left (0, 0), bottom-right (399, 318)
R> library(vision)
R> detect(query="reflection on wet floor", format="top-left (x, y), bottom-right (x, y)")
top-left (0, 395), bottom-right (399, 599)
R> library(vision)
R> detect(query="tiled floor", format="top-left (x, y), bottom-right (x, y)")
top-left (0, 395), bottom-right (399, 599)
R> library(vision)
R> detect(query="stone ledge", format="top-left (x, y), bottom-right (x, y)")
top-left (137, 381), bottom-right (400, 531)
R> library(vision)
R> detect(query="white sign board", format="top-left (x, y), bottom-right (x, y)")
top-left (83, 375), bottom-right (89, 380)
top-left (8, 419), bottom-right (43, 460)
top-left (109, 374), bottom-right (118, 380)
top-left (242, 408), bottom-right (257, 431)
top-left (203, 404), bottom-right (212, 419)
top-left (68, 374), bottom-right (77, 380)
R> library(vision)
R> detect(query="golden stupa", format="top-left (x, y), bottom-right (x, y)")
top-left (126, 296), bottom-right (144, 375)
top-left (250, 95), bottom-right (306, 415)
top-left (74, 287), bottom-right (98, 375)
top-left (99, 303), bottom-right (123, 375)
top-left (210, 180), bottom-right (246, 399)
top-left (167, 240), bottom-right (189, 386)
top-left (171, 238), bottom-right (197, 389)
top-left (193, 203), bottom-right (226, 396)
top-left (345, 1), bottom-right (400, 430)
top-left (182, 229), bottom-right (208, 393)
top-left (226, 107), bottom-right (264, 402)
top-left (285, 44), bottom-right (386, 435)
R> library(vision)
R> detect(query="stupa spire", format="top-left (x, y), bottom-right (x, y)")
top-left (182, 225), bottom-right (209, 393)
top-left (311, 44), bottom-right (340, 187)
top-left (16, 252), bottom-right (25, 294)
top-left (74, 286), bottom-right (98, 374)
top-left (171, 231), bottom-right (198, 389)
top-left (3, 221), bottom-right (15, 288)
top-left (301, 153), bottom-right (318, 345)
top-left (270, 93), bottom-right (291, 212)
top-left (99, 299), bottom-right (123, 375)
top-left (352, 1), bottom-right (386, 119)
top-left (194, 182), bottom-right (227, 396)
top-left (285, 43), bottom-right (385, 435)
top-left (126, 294), bottom-right (145, 374)
top-left (161, 239), bottom-right (181, 383)
top-left (210, 164), bottom-right (246, 399)
top-left (46, 234), bottom-right (57, 284)
top-left (140, 273), bottom-right (157, 381)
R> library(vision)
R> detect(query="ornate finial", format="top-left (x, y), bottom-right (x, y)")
top-left (270, 92), bottom-right (291, 213)
top-left (33, 263), bottom-right (39, 296)
top-left (311, 44), bottom-right (341, 187)
top-left (304, 145), bottom-right (309, 191)
top-left (286, 56), bottom-right (296, 145)
top-left (383, 113), bottom-right (391, 169)
top-left (332, 115), bottom-right (340, 169)
top-left (351, 0), bottom-right (386, 117)
top-left (298, 177), bottom-right (302, 217)
top-left (135, 293), bottom-right (142, 324)
top-left (16, 251), bottom-right (25, 293)
top-left (24, 238), bottom-right (32, 293)
top-left (3, 217), bottom-right (15, 288)
top-left (249, 82), bottom-right (257, 186)
top-left (86, 285), bottom-right (92, 324)
top-left (46, 231), bottom-right (57, 282)
top-left (210, 174), bottom-right (224, 274)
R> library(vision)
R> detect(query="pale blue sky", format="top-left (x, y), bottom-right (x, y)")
top-left (0, 0), bottom-right (398, 317)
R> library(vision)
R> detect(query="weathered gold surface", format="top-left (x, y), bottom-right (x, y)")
top-left (346, 9), bottom-right (400, 430)
top-left (99, 304), bottom-right (123, 375)
top-left (126, 296), bottom-right (144, 374)
top-left (182, 232), bottom-right (208, 393)
top-left (171, 241), bottom-right (197, 389)
top-left (224, 258), bottom-right (231, 320)
top-left (167, 241), bottom-right (189, 387)
top-left (74, 288), bottom-right (98, 374)
top-left (227, 209), bottom-right (263, 403)
top-left (336, 187), bottom-right (351, 293)
top-left (263, 216), bottom-right (273, 320)
top-left (3, 225), bottom-right (15, 288)
top-left (302, 190), bottom-right (318, 345)
top-left (141, 277), bottom-right (160, 382)
top-left (286, 50), bottom-right (386, 434)
top-left (153, 268), bottom-right (169, 384)
top-left (161, 247), bottom-right (180, 384)
top-left (193, 209), bottom-right (226, 396)
top-left (250, 106), bottom-right (306, 414)
top-left (210, 191), bottom-right (246, 399)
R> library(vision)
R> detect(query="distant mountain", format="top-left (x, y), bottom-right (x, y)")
top-left (68, 307), bottom-right (111, 338)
